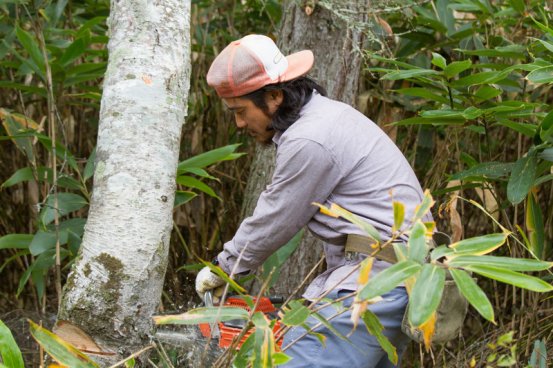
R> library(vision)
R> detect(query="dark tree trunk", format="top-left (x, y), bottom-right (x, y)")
top-left (243, 1), bottom-right (368, 298)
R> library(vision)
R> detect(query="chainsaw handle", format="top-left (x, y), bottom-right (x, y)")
top-left (203, 290), bottom-right (220, 338)
top-left (204, 290), bottom-right (214, 307)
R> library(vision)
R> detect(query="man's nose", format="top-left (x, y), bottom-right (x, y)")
top-left (235, 115), bottom-right (247, 128)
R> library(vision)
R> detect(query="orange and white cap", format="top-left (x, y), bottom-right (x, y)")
top-left (206, 35), bottom-right (314, 98)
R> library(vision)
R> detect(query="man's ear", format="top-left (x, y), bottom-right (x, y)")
top-left (268, 89), bottom-right (283, 105)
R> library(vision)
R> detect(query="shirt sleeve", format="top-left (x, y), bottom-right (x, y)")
top-left (217, 138), bottom-right (343, 274)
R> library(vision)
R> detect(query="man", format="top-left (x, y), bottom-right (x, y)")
top-left (195, 34), bottom-right (429, 367)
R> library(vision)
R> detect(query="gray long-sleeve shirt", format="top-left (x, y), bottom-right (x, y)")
top-left (217, 92), bottom-right (430, 300)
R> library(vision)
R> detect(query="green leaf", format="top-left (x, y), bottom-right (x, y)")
top-left (392, 117), bottom-right (465, 126)
top-left (408, 264), bottom-right (445, 327)
top-left (35, 133), bottom-right (78, 171)
top-left (39, 193), bottom-right (88, 226)
top-left (177, 144), bottom-right (244, 172)
top-left (394, 87), bottom-right (450, 104)
top-left (176, 176), bottom-right (220, 199)
top-left (413, 190), bottom-right (434, 222)
top-left (180, 167), bottom-right (217, 180)
top-left (359, 260), bottom-right (421, 300)
top-left (509, 0), bottom-right (524, 13)
top-left (536, 39), bottom-right (553, 54)
top-left (408, 221), bottom-right (428, 264)
top-left (507, 155), bottom-right (537, 204)
top-left (281, 300), bottom-right (310, 326)
top-left (443, 59), bottom-right (472, 78)
top-left (452, 70), bottom-right (510, 87)
top-left (29, 320), bottom-right (98, 367)
top-left (0, 234), bottom-right (33, 250)
top-left (362, 310), bottom-right (398, 364)
top-left (261, 230), bottom-right (302, 289)
top-left (202, 261), bottom-right (246, 294)
top-left (58, 37), bottom-right (88, 66)
top-left (0, 319), bottom-right (24, 368)
top-left (526, 192), bottom-right (546, 260)
top-left (2, 166), bottom-right (34, 188)
top-left (431, 52), bottom-right (447, 69)
top-left (526, 66), bottom-right (553, 84)
top-left (496, 120), bottom-right (536, 138)
top-left (448, 233), bottom-right (507, 256)
top-left (463, 265), bottom-right (553, 292)
top-left (380, 69), bottom-right (440, 81)
top-left (392, 201), bottom-right (405, 232)
top-left (15, 25), bottom-right (45, 76)
top-left (449, 269), bottom-right (494, 323)
top-left (456, 45), bottom-right (526, 58)
top-left (174, 190), bottom-right (197, 208)
top-left (450, 162), bottom-right (514, 180)
top-left (539, 110), bottom-right (553, 143)
top-left (447, 255), bottom-right (552, 272)
top-left (83, 148), bottom-right (96, 181)
top-left (153, 307), bottom-right (249, 325)
top-left (529, 339), bottom-right (547, 368)
top-left (474, 86), bottom-right (502, 101)
top-left (539, 148), bottom-right (553, 162)
top-left (29, 230), bottom-right (58, 256)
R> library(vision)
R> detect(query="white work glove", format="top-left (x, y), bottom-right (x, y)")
top-left (195, 266), bottom-right (226, 304)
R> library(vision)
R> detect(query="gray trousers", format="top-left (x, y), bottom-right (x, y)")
top-left (281, 287), bottom-right (410, 368)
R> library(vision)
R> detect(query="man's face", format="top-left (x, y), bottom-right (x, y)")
top-left (222, 91), bottom-right (282, 145)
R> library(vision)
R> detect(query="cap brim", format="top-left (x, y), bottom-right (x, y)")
top-left (280, 50), bottom-right (314, 82)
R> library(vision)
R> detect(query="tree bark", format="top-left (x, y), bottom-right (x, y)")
top-left (56, 0), bottom-right (190, 364)
top-left (245, 1), bottom-right (367, 298)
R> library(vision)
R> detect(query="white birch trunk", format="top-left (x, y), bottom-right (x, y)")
top-left (56, 0), bottom-right (190, 363)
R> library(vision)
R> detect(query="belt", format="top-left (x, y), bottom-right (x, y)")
top-left (345, 234), bottom-right (398, 264)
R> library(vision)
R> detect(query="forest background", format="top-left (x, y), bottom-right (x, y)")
top-left (0, 0), bottom-right (552, 367)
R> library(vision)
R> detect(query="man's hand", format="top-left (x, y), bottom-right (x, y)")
top-left (195, 266), bottom-right (226, 304)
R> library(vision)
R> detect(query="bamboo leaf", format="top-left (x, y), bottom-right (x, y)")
top-left (408, 220), bottom-right (428, 264)
top-left (451, 70), bottom-right (510, 87)
top-left (176, 176), bottom-right (220, 200)
top-left (173, 190), bottom-right (197, 208)
top-left (443, 59), bottom-right (472, 78)
top-left (526, 191), bottom-right (546, 260)
top-left (202, 261), bottom-right (246, 294)
top-left (392, 201), bottom-right (405, 232)
top-left (39, 193), bottom-right (88, 226)
top-left (0, 234), bottom-right (33, 250)
top-left (15, 25), bottom-right (45, 76)
top-left (526, 66), bottom-right (553, 84)
top-left (381, 69), bottom-right (440, 80)
top-left (450, 162), bottom-right (514, 180)
top-left (413, 190), bottom-right (434, 222)
top-left (447, 255), bottom-right (552, 272)
top-left (362, 310), bottom-right (398, 364)
top-left (29, 320), bottom-right (98, 367)
top-left (313, 203), bottom-right (381, 242)
top-left (359, 260), bottom-right (421, 300)
top-left (177, 144), bottom-right (244, 172)
top-left (408, 264), bottom-right (445, 327)
top-left (281, 300), bottom-right (310, 326)
top-left (431, 52), bottom-right (447, 69)
top-left (449, 269), bottom-right (495, 323)
top-left (507, 155), bottom-right (537, 204)
top-left (83, 148), bottom-right (96, 181)
top-left (0, 319), bottom-right (24, 368)
top-left (463, 265), bottom-right (553, 292)
top-left (448, 233), bottom-right (507, 256)
top-left (153, 307), bottom-right (249, 325)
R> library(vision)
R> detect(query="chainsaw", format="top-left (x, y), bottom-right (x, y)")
top-left (198, 290), bottom-right (284, 349)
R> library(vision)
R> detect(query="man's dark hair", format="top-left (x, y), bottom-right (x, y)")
top-left (243, 77), bottom-right (327, 132)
